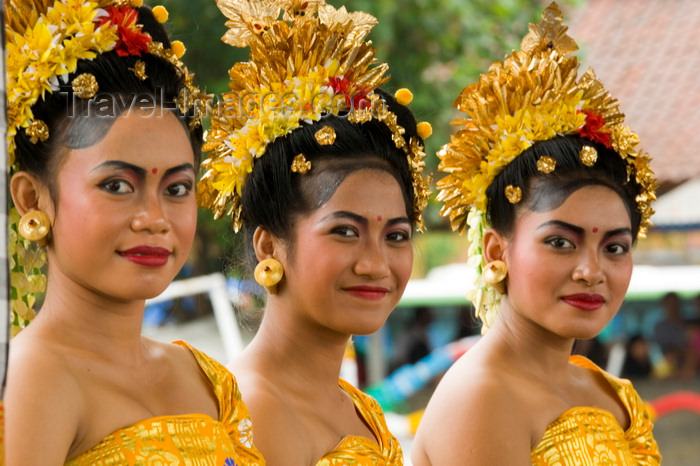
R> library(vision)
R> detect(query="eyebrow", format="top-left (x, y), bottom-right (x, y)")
top-left (538, 220), bottom-right (633, 240)
top-left (91, 161), bottom-right (195, 178)
top-left (322, 210), bottom-right (411, 227)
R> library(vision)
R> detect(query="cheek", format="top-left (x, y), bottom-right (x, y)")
top-left (394, 247), bottom-right (414, 290)
top-left (175, 202), bottom-right (198, 245)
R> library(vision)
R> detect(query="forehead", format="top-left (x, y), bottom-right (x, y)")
top-left (516, 185), bottom-right (632, 231)
top-left (61, 111), bottom-right (193, 168)
top-left (311, 169), bottom-right (407, 217)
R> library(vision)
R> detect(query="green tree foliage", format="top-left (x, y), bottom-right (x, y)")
top-left (158, 0), bottom-right (577, 273)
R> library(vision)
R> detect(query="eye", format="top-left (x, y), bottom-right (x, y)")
top-left (331, 225), bottom-right (358, 238)
top-left (165, 181), bottom-right (193, 197)
top-left (386, 229), bottom-right (411, 243)
top-left (545, 236), bottom-right (575, 250)
top-left (604, 242), bottom-right (630, 256)
top-left (100, 179), bottom-right (133, 194)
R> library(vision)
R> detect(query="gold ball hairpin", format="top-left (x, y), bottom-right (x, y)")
top-left (254, 258), bottom-right (284, 294)
top-left (483, 260), bottom-right (508, 294)
top-left (579, 146), bottom-right (598, 167)
top-left (18, 210), bottom-right (51, 242)
top-left (417, 121), bottom-right (432, 139)
top-left (395, 88), bottom-right (413, 106)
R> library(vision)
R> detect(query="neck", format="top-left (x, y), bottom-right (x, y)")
top-left (483, 302), bottom-right (577, 380)
top-left (34, 272), bottom-right (148, 362)
top-left (238, 299), bottom-right (351, 393)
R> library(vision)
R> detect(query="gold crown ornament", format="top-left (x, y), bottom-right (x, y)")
top-left (198, 0), bottom-right (431, 232)
top-left (436, 2), bottom-right (657, 332)
top-left (5, 0), bottom-right (204, 335)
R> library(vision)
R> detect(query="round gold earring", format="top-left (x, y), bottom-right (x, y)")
top-left (18, 210), bottom-right (51, 243)
top-left (483, 260), bottom-right (508, 294)
top-left (254, 258), bottom-right (284, 294)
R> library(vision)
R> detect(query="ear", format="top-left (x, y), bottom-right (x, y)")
top-left (252, 226), bottom-right (283, 261)
top-left (10, 171), bottom-right (52, 216)
top-left (482, 228), bottom-right (508, 264)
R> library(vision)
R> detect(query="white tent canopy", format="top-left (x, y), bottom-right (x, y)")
top-left (651, 177), bottom-right (700, 230)
top-left (398, 263), bottom-right (700, 307)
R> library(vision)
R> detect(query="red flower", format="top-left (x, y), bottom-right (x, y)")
top-left (98, 6), bottom-right (152, 57)
top-left (328, 76), bottom-right (369, 110)
top-left (576, 109), bottom-right (612, 148)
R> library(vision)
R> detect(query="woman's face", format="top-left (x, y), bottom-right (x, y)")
top-left (279, 168), bottom-right (413, 336)
top-left (44, 110), bottom-right (197, 301)
top-left (500, 185), bottom-right (634, 340)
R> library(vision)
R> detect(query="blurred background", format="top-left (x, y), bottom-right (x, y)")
top-left (6, 0), bottom-right (699, 464)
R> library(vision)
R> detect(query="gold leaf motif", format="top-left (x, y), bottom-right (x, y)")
top-left (130, 60), bottom-right (148, 80)
top-left (26, 120), bottom-right (49, 144)
top-left (504, 185), bottom-right (522, 204)
top-left (537, 155), bottom-right (556, 174)
top-left (72, 73), bottom-right (99, 99)
top-left (579, 146), bottom-right (598, 167)
top-left (291, 153), bottom-right (312, 173)
top-left (315, 126), bottom-right (336, 145)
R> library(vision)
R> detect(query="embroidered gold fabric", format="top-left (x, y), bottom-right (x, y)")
top-left (531, 356), bottom-right (661, 465)
top-left (65, 341), bottom-right (264, 465)
top-left (316, 379), bottom-right (403, 465)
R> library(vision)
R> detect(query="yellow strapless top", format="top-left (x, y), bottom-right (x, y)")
top-left (65, 340), bottom-right (264, 465)
top-left (531, 355), bottom-right (661, 465)
top-left (316, 379), bottom-right (403, 465)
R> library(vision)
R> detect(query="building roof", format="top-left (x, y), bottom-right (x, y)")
top-left (567, 0), bottom-right (700, 189)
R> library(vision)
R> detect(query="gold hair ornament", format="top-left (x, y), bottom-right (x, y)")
top-left (198, 0), bottom-right (431, 233)
top-left (291, 154), bottom-right (312, 174)
top-left (436, 2), bottom-right (657, 333)
top-left (5, 0), bottom-right (205, 335)
top-left (315, 126), bottom-right (336, 145)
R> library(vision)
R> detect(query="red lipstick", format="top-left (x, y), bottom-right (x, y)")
top-left (561, 293), bottom-right (605, 311)
top-left (345, 285), bottom-right (389, 301)
top-left (118, 246), bottom-right (171, 267)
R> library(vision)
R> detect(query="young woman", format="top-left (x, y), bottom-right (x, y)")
top-left (198, 1), bottom-right (431, 463)
top-left (411, 4), bottom-right (661, 465)
top-left (4, 1), bottom-right (262, 463)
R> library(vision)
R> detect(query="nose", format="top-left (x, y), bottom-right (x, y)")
top-left (353, 240), bottom-right (390, 280)
top-left (131, 194), bottom-right (169, 234)
top-left (572, 249), bottom-right (605, 287)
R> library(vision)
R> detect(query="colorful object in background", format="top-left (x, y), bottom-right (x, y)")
top-left (364, 335), bottom-right (480, 412)
top-left (649, 391), bottom-right (700, 419)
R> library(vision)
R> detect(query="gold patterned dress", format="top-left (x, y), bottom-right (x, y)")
top-left (531, 355), bottom-right (661, 465)
top-left (316, 379), bottom-right (403, 465)
top-left (65, 341), bottom-right (264, 466)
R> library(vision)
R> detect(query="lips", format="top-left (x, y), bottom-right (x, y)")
top-left (561, 293), bottom-right (605, 311)
top-left (344, 285), bottom-right (389, 301)
top-left (118, 245), bottom-right (171, 267)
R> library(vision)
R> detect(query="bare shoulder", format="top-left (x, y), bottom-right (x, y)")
top-left (228, 363), bottom-right (306, 466)
top-left (5, 333), bottom-right (83, 464)
top-left (412, 352), bottom-right (532, 466)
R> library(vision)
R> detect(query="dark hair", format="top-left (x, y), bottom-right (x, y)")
top-left (13, 6), bottom-right (202, 201)
top-left (240, 89), bottom-right (421, 270)
top-left (486, 135), bottom-right (642, 240)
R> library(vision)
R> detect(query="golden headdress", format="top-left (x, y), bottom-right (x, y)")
top-left (436, 3), bottom-right (657, 331)
top-left (6, 0), bottom-right (203, 335)
top-left (198, 0), bottom-right (431, 232)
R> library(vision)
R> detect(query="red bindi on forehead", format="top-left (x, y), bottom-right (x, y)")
top-left (377, 215), bottom-right (382, 222)
top-left (592, 227), bottom-right (599, 233)
top-left (151, 167), bottom-right (158, 174)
